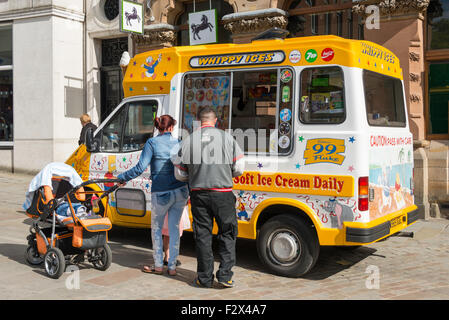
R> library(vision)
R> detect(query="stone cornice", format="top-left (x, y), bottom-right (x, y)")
top-left (0, 5), bottom-right (85, 22)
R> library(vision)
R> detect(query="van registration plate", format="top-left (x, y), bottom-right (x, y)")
top-left (390, 215), bottom-right (405, 228)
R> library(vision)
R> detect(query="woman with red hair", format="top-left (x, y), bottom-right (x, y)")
top-left (118, 115), bottom-right (188, 276)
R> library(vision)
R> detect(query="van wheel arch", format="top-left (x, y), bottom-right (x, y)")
top-left (256, 204), bottom-right (317, 234)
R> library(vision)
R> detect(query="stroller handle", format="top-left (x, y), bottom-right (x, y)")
top-left (69, 178), bottom-right (123, 196)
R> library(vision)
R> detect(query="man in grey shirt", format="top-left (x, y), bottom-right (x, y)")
top-left (174, 106), bottom-right (244, 288)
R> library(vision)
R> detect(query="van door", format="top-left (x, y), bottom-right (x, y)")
top-left (91, 98), bottom-right (159, 226)
top-left (363, 70), bottom-right (414, 221)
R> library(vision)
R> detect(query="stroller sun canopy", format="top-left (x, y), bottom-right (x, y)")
top-left (23, 162), bottom-right (83, 211)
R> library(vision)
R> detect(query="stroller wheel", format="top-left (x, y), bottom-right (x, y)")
top-left (44, 248), bottom-right (66, 279)
top-left (25, 245), bottom-right (43, 265)
top-left (90, 244), bottom-right (112, 271)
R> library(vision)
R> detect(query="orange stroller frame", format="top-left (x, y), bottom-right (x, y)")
top-left (25, 177), bottom-right (121, 279)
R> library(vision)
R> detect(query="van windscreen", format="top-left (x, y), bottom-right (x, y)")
top-left (363, 70), bottom-right (406, 127)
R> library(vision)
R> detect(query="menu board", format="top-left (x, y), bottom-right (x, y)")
top-left (183, 74), bottom-right (231, 132)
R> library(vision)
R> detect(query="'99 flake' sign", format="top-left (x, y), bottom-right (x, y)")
top-left (190, 51), bottom-right (285, 68)
top-left (303, 138), bottom-right (346, 165)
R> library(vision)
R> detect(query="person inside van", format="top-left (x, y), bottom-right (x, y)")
top-left (117, 115), bottom-right (189, 276)
top-left (78, 114), bottom-right (98, 146)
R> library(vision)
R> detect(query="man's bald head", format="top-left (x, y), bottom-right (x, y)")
top-left (197, 106), bottom-right (217, 124)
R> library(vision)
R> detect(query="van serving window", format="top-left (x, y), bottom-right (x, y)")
top-left (363, 70), bottom-right (406, 127)
top-left (181, 67), bottom-right (294, 155)
top-left (182, 72), bottom-right (231, 133)
top-left (299, 67), bottom-right (345, 124)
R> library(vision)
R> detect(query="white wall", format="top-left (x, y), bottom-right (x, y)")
top-left (13, 16), bottom-right (54, 172)
top-left (12, 5), bottom-right (84, 172)
top-left (52, 15), bottom-right (84, 162)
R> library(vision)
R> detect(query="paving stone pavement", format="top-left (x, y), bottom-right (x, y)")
top-left (0, 170), bottom-right (448, 300)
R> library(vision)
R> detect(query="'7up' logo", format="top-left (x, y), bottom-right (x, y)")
top-left (305, 49), bottom-right (318, 63)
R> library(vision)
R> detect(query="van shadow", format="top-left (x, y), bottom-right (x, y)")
top-left (108, 227), bottom-right (380, 281)
top-left (108, 227), bottom-right (265, 287)
top-left (108, 227), bottom-right (383, 280)
top-left (108, 227), bottom-right (199, 286)
top-left (108, 227), bottom-right (264, 270)
top-left (303, 246), bottom-right (380, 280)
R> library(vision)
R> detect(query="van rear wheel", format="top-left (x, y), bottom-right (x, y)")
top-left (257, 214), bottom-right (320, 278)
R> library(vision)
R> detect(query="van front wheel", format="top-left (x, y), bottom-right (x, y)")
top-left (257, 214), bottom-right (319, 278)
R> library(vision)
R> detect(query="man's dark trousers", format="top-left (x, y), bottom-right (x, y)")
top-left (190, 190), bottom-right (238, 287)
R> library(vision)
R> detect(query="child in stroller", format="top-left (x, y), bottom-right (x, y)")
top-left (23, 162), bottom-right (121, 279)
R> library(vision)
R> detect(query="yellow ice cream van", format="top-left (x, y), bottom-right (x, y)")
top-left (67, 34), bottom-right (418, 277)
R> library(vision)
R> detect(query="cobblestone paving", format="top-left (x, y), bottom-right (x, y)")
top-left (0, 171), bottom-right (448, 300)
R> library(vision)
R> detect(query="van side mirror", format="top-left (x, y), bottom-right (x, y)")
top-left (85, 127), bottom-right (98, 153)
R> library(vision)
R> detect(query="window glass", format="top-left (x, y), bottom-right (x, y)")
top-left (427, 0), bottom-right (449, 50)
top-left (99, 105), bottom-right (127, 152)
top-left (231, 69), bottom-right (277, 153)
top-left (363, 70), bottom-right (406, 127)
top-left (123, 101), bottom-right (158, 152)
top-left (182, 72), bottom-right (231, 133)
top-left (300, 67), bottom-right (345, 124)
top-left (428, 62), bottom-right (449, 134)
top-left (181, 67), bottom-right (294, 155)
top-left (231, 68), bottom-right (294, 154)
top-left (0, 25), bottom-right (13, 144)
top-left (0, 25), bottom-right (12, 66)
top-left (0, 70), bottom-right (13, 141)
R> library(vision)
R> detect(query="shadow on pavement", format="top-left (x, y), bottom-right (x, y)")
top-left (108, 227), bottom-right (265, 273)
top-left (0, 243), bottom-right (31, 267)
top-left (303, 246), bottom-right (378, 280)
top-left (108, 227), bottom-right (380, 280)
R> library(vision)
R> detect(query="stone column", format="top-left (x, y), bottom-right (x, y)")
top-left (131, 23), bottom-right (177, 54)
top-left (222, 8), bottom-right (289, 44)
top-left (414, 140), bottom-right (430, 219)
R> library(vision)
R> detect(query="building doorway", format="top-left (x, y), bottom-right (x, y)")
top-left (100, 37), bottom-right (128, 122)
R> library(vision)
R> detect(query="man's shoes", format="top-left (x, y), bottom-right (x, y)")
top-left (192, 277), bottom-right (213, 288)
top-left (218, 279), bottom-right (235, 288)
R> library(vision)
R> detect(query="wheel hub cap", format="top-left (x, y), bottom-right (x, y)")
top-left (270, 231), bottom-right (300, 263)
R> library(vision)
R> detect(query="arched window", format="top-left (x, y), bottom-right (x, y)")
top-left (175, 0), bottom-right (234, 46)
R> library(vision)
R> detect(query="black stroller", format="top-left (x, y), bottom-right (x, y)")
top-left (25, 176), bottom-right (121, 279)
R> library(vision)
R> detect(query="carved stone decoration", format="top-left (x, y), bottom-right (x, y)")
top-left (410, 94), bottom-right (421, 103)
top-left (224, 15), bottom-right (288, 34)
top-left (378, 0), bottom-right (430, 15)
top-left (222, 9), bottom-right (288, 38)
top-left (131, 23), bottom-right (177, 50)
top-left (409, 52), bottom-right (420, 62)
top-left (352, 4), bottom-right (366, 15)
top-left (409, 73), bottom-right (420, 82)
top-left (352, 0), bottom-right (430, 15)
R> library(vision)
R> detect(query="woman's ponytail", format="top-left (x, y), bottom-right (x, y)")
top-left (154, 115), bottom-right (177, 132)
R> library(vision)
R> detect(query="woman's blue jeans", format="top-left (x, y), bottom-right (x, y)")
top-left (150, 185), bottom-right (189, 270)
